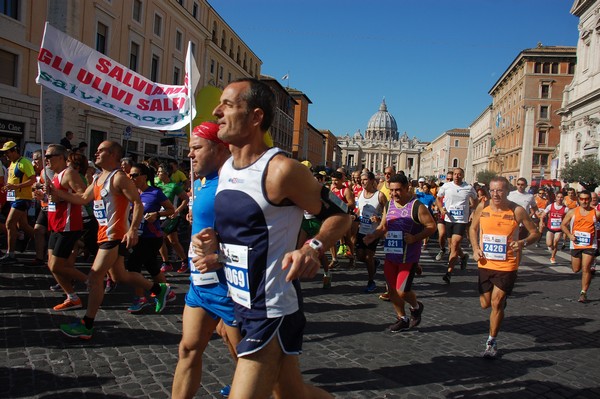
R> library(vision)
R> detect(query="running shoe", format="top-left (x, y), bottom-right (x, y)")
top-left (578, 291), bottom-right (588, 303)
top-left (443, 272), bottom-right (451, 284)
top-left (160, 262), bottom-right (173, 273)
top-left (415, 264), bottom-right (423, 276)
top-left (336, 244), bottom-right (346, 257)
top-left (460, 253), bottom-right (469, 270)
top-left (53, 297), bottom-right (82, 311)
top-left (389, 317), bottom-right (410, 333)
top-left (60, 319), bottom-right (93, 340)
top-left (0, 254), bottom-right (17, 264)
top-left (591, 266), bottom-right (596, 276)
top-left (128, 297), bottom-right (151, 314)
top-left (104, 278), bottom-right (117, 293)
top-left (364, 280), bottom-right (376, 293)
top-left (155, 283), bottom-right (171, 313)
top-left (435, 249), bottom-right (446, 261)
top-left (379, 292), bottom-right (390, 301)
top-left (50, 283), bottom-right (62, 291)
top-left (220, 385), bottom-right (231, 398)
top-left (167, 290), bottom-right (177, 303)
top-left (328, 259), bottom-right (339, 269)
top-left (409, 301), bottom-right (424, 328)
top-left (550, 257), bottom-right (556, 264)
top-left (482, 339), bottom-right (497, 359)
top-left (322, 275), bottom-right (331, 289)
top-left (176, 261), bottom-right (189, 273)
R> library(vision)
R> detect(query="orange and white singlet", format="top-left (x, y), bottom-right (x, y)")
top-left (478, 204), bottom-right (519, 272)
top-left (569, 206), bottom-right (598, 250)
top-left (48, 169), bottom-right (82, 232)
top-left (93, 169), bottom-right (130, 243)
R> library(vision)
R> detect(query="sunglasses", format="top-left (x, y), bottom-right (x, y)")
top-left (129, 173), bottom-right (142, 178)
top-left (44, 153), bottom-right (60, 159)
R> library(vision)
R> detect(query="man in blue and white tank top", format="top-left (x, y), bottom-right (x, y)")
top-left (191, 78), bottom-right (350, 399)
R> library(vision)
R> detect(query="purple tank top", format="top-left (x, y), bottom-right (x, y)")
top-left (385, 197), bottom-right (423, 263)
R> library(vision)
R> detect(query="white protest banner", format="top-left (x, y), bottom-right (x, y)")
top-left (36, 22), bottom-right (197, 131)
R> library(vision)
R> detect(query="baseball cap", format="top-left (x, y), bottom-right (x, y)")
top-left (418, 177), bottom-right (425, 182)
top-left (192, 122), bottom-right (228, 147)
top-left (0, 141), bottom-right (17, 152)
top-left (301, 160), bottom-right (312, 169)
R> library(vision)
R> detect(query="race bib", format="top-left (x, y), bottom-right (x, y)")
top-left (448, 205), bottom-right (465, 222)
top-left (550, 218), bottom-right (561, 229)
top-left (48, 202), bottom-right (56, 213)
top-left (93, 199), bottom-right (108, 226)
top-left (384, 231), bottom-right (404, 254)
top-left (482, 234), bottom-right (508, 260)
top-left (188, 244), bottom-right (219, 286)
top-left (221, 243), bottom-right (251, 308)
top-left (574, 231), bottom-right (592, 246)
top-left (6, 190), bottom-right (15, 202)
top-left (358, 214), bottom-right (376, 235)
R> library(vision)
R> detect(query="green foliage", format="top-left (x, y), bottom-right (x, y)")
top-left (476, 170), bottom-right (497, 185)
top-left (560, 156), bottom-right (600, 191)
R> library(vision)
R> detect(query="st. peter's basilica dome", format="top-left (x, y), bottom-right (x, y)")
top-left (365, 99), bottom-right (398, 141)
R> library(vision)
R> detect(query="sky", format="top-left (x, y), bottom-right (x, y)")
top-left (211, 0), bottom-right (579, 142)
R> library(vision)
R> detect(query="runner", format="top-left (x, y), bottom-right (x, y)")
top-left (364, 173), bottom-right (436, 332)
top-left (436, 168), bottom-right (477, 283)
top-left (469, 176), bottom-right (540, 359)
top-left (539, 192), bottom-right (567, 264)
top-left (560, 190), bottom-right (600, 303)
top-left (191, 78), bottom-right (350, 398)
top-left (171, 122), bottom-right (239, 399)
top-left (49, 141), bottom-right (171, 339)
top-left (44, 144), bottom-right (88, 311)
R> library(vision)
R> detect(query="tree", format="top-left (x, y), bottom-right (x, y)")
top-left (560, 156), bottom-right (600, 192)
top-left (476, 170), bottom-right (497, 186)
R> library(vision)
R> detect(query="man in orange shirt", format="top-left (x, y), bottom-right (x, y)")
top-left (469, 176), bottom-right (539, 359)
top-left (561, 190), bottom-right (600, 303)
top-left (564, 187), bottom-right (578, 209)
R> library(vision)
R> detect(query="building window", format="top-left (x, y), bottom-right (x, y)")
top-left (0, 49), bottom-right (17, 87)
top-left (454, 139), bottom-right (459, 147)
top-left (173, 66), bottom-right (181, 85)
top-left (551, 63), bottom-right (558, 74)
top-left (212, 21), bottom-right (217, 44)
top-left (542, 63), bottom-right (550, 74)
top-left (534, 62), bottom-right (541, 73)
top-left (537, 130), bottom-right (547, 146)
top-left (452, 158), bottom-right (459, 168)
top-left (175, 30), bottom-right (182, 51)
top-left (145, 142), bottom-right (158, 155)
top-left (219, 66), bottom-right (223, 81)
top-left (227, 72), bottom-right (231, 83)
top-left (151, 54), bottom-right (159, 82)
top-left (154, 13), bottom-right (162, 37)
top-left (569, 63), bottom-right (576, 74)
top-left (540, 106), bottom-right (549, 119)
top-left (1, 0), bottom-right (19, 19)
top-left (96, 22), bottom-right (108, 54)
top-left (132, 0), bottom-right (142, 23)
top-left (192, 2), bottom-right (199, 19)
top-left (540, 84), bottom-right (550, 99)
top-left (210, 59), bottom-right (215, 74)
top-left (176, 0), bottom-right (183, 5)
top-left (221, 30), bottom-right (226, 51)
top-left (129, 42), bottom-right (139, 72)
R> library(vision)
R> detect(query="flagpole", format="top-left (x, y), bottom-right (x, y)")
top-left (39, 86), bottom-right (46, 181)
top-left (186, 41), bottom-right (195, 202)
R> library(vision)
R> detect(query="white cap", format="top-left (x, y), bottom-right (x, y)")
top-left (418, 177), bottom-right (425, 182)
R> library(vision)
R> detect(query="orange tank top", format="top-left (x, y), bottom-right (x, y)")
top-left (93, 170), bottom-right (130, 243)
top-left (478, 204), bottom-right (519, 272)
top-left (569, 206), bottom-right (597, 249)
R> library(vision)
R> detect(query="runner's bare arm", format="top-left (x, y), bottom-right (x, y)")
top-left (469, 201), bottom-right (485, 261)
top-left (512, 205), bottom-right (541, 249)
top-left (115, 171), bottom-right (142, 248)
top-left (405, 203), bottom-right (436, 244)
top-left (47, 178), bottom-right (94, 204)
top-left (364, 205), bottom-right (388, 245)
top-left (560, 209), bottom-right (576, 241)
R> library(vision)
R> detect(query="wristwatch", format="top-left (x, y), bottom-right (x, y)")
top-left (305, 238), bottom-right (324, 257)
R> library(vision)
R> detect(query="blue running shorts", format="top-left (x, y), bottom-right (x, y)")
top-left (185, 282), bottom-right (237, 327)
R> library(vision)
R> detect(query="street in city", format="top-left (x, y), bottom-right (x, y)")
top-left (1, 242), bottom-right (599, 398)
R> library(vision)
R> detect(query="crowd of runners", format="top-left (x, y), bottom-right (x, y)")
top-left (1, 77), bottom-right (599, 398)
